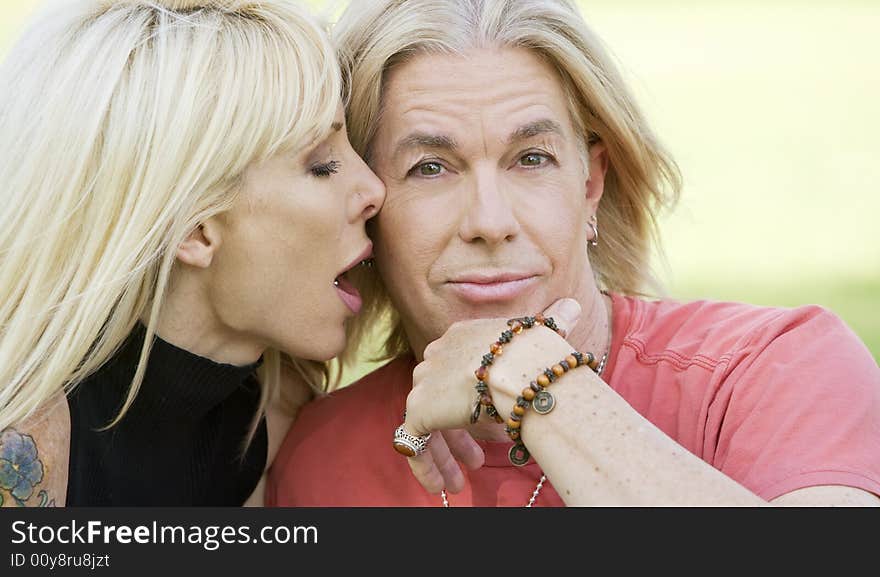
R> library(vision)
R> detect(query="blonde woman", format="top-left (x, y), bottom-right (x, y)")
top-left (266, 0), bottom-right (880, 506)
top-left (0, 0), bottom-right (384, 506)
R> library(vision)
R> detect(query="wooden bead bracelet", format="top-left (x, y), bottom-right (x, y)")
top-left (506, 351), bottom-right (601, 466)
top-left (470, 314), bottom-right (563, 425)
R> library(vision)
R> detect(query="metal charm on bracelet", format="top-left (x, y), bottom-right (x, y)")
top-left (504, 349), bottom-right (609, 466)
top-left (392, 424), bottom-right (431, 457)
top-left (509, 443), bottom-right (531, 467)
top-left (532, 390), bottom-right (556, 415)
top-left (529, 350), bottom-right (608, 416)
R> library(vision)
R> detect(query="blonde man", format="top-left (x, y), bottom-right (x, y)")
top-left (267, 0), bottom-right (880, 506)
top-left (0, 0), bottom-right (384, 506)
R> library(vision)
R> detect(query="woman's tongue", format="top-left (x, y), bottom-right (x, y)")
top-left (334, 274), bottom-right (362, 314)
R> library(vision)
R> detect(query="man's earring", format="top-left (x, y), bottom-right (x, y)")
top-left (588, 215), bottom-right (599, 248)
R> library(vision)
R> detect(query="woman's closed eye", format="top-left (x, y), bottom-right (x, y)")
top-left (310, 159), bottom-right (340, 178)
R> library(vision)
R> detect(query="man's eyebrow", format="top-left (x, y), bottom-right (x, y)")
top-left (506, 119), bottom-right (565, 144)
top-left (394, 132), bottom-right (458, 157)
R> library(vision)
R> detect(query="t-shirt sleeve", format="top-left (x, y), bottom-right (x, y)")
top-left (709, 305), bottom-right (880, 500)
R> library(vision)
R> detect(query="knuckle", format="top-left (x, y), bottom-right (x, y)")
top-left (422, 339), bottom-right (440, 359)
top-left (405, 386), bottom-right (423, 413)
top-left (411, 361), bottom-right (427, 382)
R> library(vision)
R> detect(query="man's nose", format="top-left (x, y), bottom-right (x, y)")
top-left (458, 167), bottom-right (520, 246)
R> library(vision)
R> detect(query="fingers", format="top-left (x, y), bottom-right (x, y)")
top-left (406, 431), bottom-right (465, 494)
top-left (443, 428), bottom-right (485, 471)
top-left (430, 432), bottom-right (466, 493)
top-left (541, 297), bottom-right (582, 337)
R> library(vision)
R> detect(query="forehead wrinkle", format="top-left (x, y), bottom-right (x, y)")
top-left (393, 132), bottom-right (458, 158)
top-left (385, 73), bottom-right (570, 161)
top-left (506, 119), bottom-right (566, 145)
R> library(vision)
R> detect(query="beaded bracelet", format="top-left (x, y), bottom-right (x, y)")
top-left (471, 314), bottom-right (563, 425)
top-left (506, 351), bottom-right (601, 466)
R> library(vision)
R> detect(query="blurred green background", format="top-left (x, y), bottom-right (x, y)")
top-left (580, 0), bottom-right (880, 366)
top-left (3, 0), bottom-right (877, 382)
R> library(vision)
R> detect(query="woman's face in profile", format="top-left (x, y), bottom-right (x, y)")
top-left (206, 108), bottom-right (386, 361)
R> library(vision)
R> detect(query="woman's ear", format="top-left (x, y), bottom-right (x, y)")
top-left (585, 141), bottom-right (609, 213)
top-left (176, 221), bottom-right (222, 268)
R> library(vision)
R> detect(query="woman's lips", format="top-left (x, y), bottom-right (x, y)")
top-left (445, 275), bottom-right (538, 304)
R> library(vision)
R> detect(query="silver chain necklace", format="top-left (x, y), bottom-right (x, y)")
top-left (441, 349), bottom-right (608, 507)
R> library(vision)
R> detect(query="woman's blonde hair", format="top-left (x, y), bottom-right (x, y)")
top-left (333, 0), bottom-right (682, 366)
top-left (0, 0), bottom-right (341, 434)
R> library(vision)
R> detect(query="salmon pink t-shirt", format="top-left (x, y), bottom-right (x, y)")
top-left (266, 293), bottom-right (880, 506)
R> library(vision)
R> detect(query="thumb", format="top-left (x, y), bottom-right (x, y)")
top-left (541, 297), bottom-right (581, 338)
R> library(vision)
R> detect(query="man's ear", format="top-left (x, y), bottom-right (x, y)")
top-left (585, 141), bottom-right (609, 214)
top-left (176, 221), bottom-right (222, 268)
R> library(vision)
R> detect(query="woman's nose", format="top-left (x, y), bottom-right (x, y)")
top-left (353, 156), bottom-right (386, 221)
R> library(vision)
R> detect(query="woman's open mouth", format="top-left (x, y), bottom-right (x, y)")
top-left (334, 243), bottom-right (374, 314)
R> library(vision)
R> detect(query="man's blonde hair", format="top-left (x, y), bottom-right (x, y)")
top-left (0, 0), bottom-right (340, 433)
top-left (334, 0), bottom-right (682, 367)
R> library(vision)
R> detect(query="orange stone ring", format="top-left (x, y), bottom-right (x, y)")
top-left (392, 424), bottom-right (431, 457)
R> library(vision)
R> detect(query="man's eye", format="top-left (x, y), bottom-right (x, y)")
top-left (519, 153), bottom-right (549, 167)
top-left (411, 161), bottom-right (444, 177)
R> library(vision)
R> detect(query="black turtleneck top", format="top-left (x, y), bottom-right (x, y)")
top-left (65, 325), bottom-right (268, 506)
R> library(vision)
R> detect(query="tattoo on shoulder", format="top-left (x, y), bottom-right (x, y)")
top-left (0, 428), bottom-right (56, 507)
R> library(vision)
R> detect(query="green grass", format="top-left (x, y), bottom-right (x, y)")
top-left (591, 0), bottom-right (880, 363)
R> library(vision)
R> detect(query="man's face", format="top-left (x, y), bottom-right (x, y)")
top-left (370, 47), bottom-right (605, 355)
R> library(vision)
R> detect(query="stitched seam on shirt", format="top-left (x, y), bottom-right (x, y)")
top-left (756, 468), bottom-right (880, 497)
top-left (622, 336), bottom-right (732, 371)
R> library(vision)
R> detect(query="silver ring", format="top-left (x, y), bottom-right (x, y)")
top-left (392, 424), bottom-right (431, 457)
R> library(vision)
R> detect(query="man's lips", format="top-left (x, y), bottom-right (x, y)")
top-left (445, 273), bottom-right (539, 303)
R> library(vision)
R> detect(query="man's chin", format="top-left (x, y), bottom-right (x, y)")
top-left (448, 298), bottom-right (545, 322)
